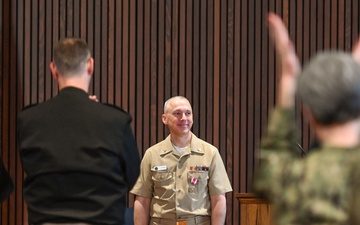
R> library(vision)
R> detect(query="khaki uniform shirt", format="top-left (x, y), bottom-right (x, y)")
top-left (131, 133), bottom-right (232, 219)
top-left (254, 108), bottom-right (360, 225)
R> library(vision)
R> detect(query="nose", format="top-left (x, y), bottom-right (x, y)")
top-left (180, 113), bottom-right (186, 120)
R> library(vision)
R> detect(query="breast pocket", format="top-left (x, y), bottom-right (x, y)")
top-left (187, 171), bottom-right (208, 195)
top-left (152, 172), bottom-right (174, 199)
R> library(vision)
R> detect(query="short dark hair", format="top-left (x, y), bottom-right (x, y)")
top-left (296, 51), bottom-right (360, 125)
top-left (53, 37), bottom-right (91, 76)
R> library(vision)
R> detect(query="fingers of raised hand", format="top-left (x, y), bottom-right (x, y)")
top-left (89, 95), bottom-right (99, 102)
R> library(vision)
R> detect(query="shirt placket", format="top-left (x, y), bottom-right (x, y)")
top-left (174, 152), bottom-right (190, 217)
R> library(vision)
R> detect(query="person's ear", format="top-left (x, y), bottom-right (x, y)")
top-left (352, 37), bottom-right (360, 64)
top-left (87, 57), bottom-right (94, 75)
top-left (162, 114), bottom-right (167, 125)
top-left (50, 62), bottom-right (59, 80)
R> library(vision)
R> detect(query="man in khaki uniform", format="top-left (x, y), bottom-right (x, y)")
top-left (131, 96), bottom-right (232, 225)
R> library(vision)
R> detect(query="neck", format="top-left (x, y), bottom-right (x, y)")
top-left (170, 133), bottom-right (191, 148)
top-left (316, 119), bottom-right (360, 148)
top-left (58, 75), bottom-right (90, 93)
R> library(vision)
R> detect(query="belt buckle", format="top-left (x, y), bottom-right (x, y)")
top-left (176, 222), bottom-right (187, 225)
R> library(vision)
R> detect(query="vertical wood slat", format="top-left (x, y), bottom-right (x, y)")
top-left (1, 0), bottom-right (10, 224)
top-left (226, 1), bottom-right (235, 224)
top-left (206, 0), bottom-right (214, 144)
top-left (219, 0), bottom-right (227, 164)
top-left (239, 0), bottom-right (248, 195)
top-left (128, 0), bottom-right (137, 205)
top-left (101, 0), bottom-right (108, 103)
top-left (199, 0), bottom-right (207, 143)
top-left (185, 0), bottom-right (193, 129)
top-left (157, 0), bottom-right (165, 141)
top-left (107, 0), bottom-right (115, 105)
top-left (9, 0), bottom-right (18, 223)
top-left (142, 0), bottom-right (151, 152)
top-left (171, 0), bottom-right (179, 97)
top-left (213, 0), bottom-right (220, 150)
top-left (114, 0), bottom-right (122, 108)
top-left (122, 0), bottom-right (129, 110)
top-left (93, 0), bottom-right (101, 100)
top-left (150, 0), bottom-right (158, 146)
top-left (178, 0), bottom-right (186, 96)
top-left (129, 0), bottom-right (137, 141)
top-left (1, 1), bottom-right (360, 224)
top-left (192, 0), bottom-right (200, 137)
top-left (352, 0), bottom-right (359, 43)
top-left (45, 0), bottom-right (53, 101)
top-left (253, 0), bottom-right (262, 184)
top-left (260, 0), bottom-right (269, 154)
top-left (246, 0), bottom-right (255, 191)
top-left (135, 0), bottom-right (144, 154)
top-left (233, 0), bottom-right (241, 223)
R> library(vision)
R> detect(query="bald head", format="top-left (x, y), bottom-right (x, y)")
top-left (164, 96), bottom-right (192, 114)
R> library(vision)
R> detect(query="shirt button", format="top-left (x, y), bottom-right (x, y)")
top-left (178, 189), bottom-right (181, 192)
top-left (178, 175), bottom-right (181, 178)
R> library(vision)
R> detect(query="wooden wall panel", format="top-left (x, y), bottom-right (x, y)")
top-left (1, 0), bottom-right (360, 224)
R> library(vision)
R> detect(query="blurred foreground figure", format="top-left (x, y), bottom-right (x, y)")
top-left (254, 13), bottom-right (360, 225)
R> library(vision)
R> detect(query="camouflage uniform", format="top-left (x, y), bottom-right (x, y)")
top-left (254, 108), bottom-right (360, 225)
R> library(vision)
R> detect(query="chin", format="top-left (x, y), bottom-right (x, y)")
top-left (177, 130), bottom-right (190, 135)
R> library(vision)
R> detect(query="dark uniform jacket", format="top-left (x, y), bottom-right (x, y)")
top-left (17, 87), bottom-right (140, 225)
top-left (0, 157), bottom-right (13, 202)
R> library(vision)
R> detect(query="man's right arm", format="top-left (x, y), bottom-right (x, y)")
top-left (134, 195), bottom-right (151, 225)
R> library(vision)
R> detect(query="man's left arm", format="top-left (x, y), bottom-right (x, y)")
top-left (122, 119), bottom-right (141, 190)
top-left (210, 194), bottom-right (226, 225)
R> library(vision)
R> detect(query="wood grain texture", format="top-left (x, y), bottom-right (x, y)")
top-left (237, 193), bottom-right (273, 225)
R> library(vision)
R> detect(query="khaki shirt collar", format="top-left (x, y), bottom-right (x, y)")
top-left (160, 133), bottom-right (205, 157)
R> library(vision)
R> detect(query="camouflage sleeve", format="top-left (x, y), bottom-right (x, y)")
top-left (253, 107), bottom-right (300, 201)
top-left (261, 107), bottom-right (298, 153)
top-left (348, 163), bottom-right (360, 224)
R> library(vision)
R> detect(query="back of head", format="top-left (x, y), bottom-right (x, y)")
top-left (297, 51), bottom-right (360, 125)
top-left (53, 37), bottom-right (90, 77)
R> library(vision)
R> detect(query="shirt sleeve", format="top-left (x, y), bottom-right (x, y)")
top-left (208, 148), bottom-right (233, 195)
top-left (130, 150), bottom-right (154, 198)
top-left (253, 107), bottom-right (301, 200)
